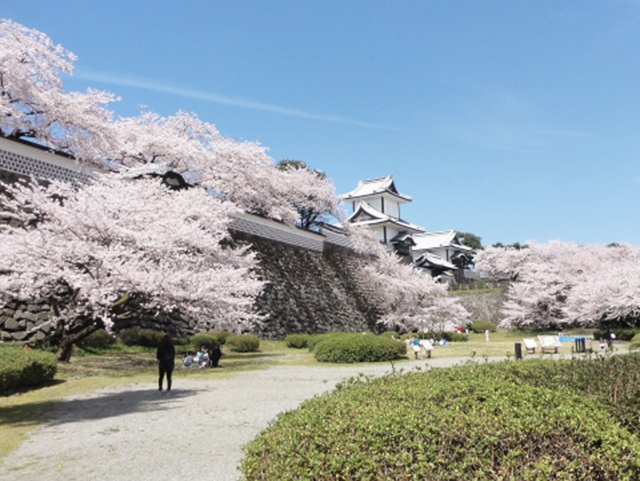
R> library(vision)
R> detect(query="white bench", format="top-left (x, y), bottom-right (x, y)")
top-left (523, 338), bottom-right (537, 354)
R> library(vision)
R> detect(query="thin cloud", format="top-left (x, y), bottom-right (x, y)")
top-left (538, 129), bottom-right (588, 138)
top-left (75, 69), bottom-right (396, 130)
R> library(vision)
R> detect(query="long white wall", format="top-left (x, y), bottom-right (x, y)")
top-left (228, 212), bottom-right (352, 252)
top-left (0, 137), bottom-right (91, 184)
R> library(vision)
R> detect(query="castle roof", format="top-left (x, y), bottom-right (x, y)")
top-left (340, 175), bottom-right (412, 203)
top-left (412, 230), bottom-right (473, 252)
top-left (346, 202), bottom-right (424, 234)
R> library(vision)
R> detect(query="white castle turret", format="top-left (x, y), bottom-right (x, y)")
top-left (340, 175), bottom-right (474, 281)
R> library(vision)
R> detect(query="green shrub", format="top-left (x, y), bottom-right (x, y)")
top-left (227, 334), bottom-right (260, 352)
top-left (400, 331), bottom-right (462, 342)
top-left (400, 332), bottom-right (415, 341)
top-left (190, 333), bottom-right (219, 351)
top-left (241, 358), bottom-right (640, 480)
top-left (0, 345), bottom-right (57, 393)
top-left (77, 329), bottom-right (116, 350)
top-left (284, 334), bottom-right (310, 349)
top-left (449, 332), bottom-right (468, 342)
top-left (469, 320), bottom-right (497, 333)
top-left (206, 329), bottom-right (234, 345)
top-left (117, 328), bottom-right (164, 347)
top-left (593, 328), bottom-right (636, 341)
top-left (381, 331), bottom-right (400, 340)
top-left (307, 332), bottom-right (348, 352)
top-left (313, 333), bottom-right (406, 363)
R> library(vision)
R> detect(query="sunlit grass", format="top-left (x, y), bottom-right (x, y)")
top-left (0, 329), bottom-right (620, 461)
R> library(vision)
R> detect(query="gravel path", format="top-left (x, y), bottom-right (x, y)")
top-left (1, 357), bottom-right (500, 480)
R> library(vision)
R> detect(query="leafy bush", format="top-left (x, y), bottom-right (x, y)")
top-left (117, 328), bottom-right (164, 347)
top-left (449, 332), bottom-right (468, 342)
top-left (190, 333), bottom-right (219, 351)
top-left (401, 331), bottom-right (463, 342)
top-left (313, 333), bottom-right (407, 363)
top-left (77, 329), bottom-right (116, 350)
top-left (631, 333), bottom-right (640, 351)
top-left (593, 328), bottom-right (636, 341)
top-left (469, 320), bottom-right (497, 333)
top-left (307, 332), bottom-right (348, 352)
top-left (284, 334), bottom-right (310, 349)
top-left (381, 331), bottom-right (400, 340)
top-left (0, 345), bottom-right (57, 393)
top-left (400, 332), bottom-right (414, 341)
top-left (241, 357), bottom-right (640, 480)
top-left (227, 334), bottom-right (260, 352)
top-left (206, 329), bottom-right (234, 345)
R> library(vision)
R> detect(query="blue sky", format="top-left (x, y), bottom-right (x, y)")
top-left (4, 1), bottom-right (640, 246)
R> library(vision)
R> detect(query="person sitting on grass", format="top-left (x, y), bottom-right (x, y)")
top-left (182, 351), bottom-right (195, 368)
top-left (195, 346), bottom-right (209, 369)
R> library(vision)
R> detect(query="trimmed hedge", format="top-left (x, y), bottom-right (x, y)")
top-left (313, 333), bottom-right (406, 363)
top-left (117, 328), bottom-right (163, 347)
top-left (190, 333), bottom-right (219, 351)
top-left (284, 334), bottom-right (310, 349)
top-left (207, 329), bottom-right (234, 345)
top-left (227, 334), bottom-right (260, 352)
top-left (77, 329), bottom-right (116, 350)
top-left (469, 320), bottom-right (497, 333)
top-left (0, 345), bottom-right (57, 393)
top-left (307, 332), bottom-right (347, 352)
top-left (241, 357), bottom-right (640, 479)
top-left (381, 331), bottom-right (400, 340)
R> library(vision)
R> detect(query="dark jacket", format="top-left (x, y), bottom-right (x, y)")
top-left (156, 345), bottom-right (175, 369)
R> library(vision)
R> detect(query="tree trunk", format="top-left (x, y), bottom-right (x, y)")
top-left (55, 322), bottom-right (102, 362)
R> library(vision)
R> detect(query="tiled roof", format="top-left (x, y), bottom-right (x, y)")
top-left (340, 175), bottom-right (412, 202)
top-left (412, 230), bottom-right (473, 252)
top-left (347, 202), bottom-right (424, 233)
top-left (414, 252), bottom-right (457, 270)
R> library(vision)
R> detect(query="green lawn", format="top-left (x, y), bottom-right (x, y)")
top-left (0, 330), bottom-right (621, 460)
top-left (426, 329), bottom-right (583, 359)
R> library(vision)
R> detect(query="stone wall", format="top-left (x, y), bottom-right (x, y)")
top-left (0, 299), bottom-right (54, 341)
top-left (233, 232), bottom-right (380, 338)
top-left (1, 232), bottom-right (381, 342)
top-left (451, 289), bottom-right (507, 325)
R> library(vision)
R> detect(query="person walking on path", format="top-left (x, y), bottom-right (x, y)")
top-left (604, 328), bottom-right (617, 349)
top-left (485, 329), bottom-right (490, 343)
top-left (156, 334), bottom-right (175, 392)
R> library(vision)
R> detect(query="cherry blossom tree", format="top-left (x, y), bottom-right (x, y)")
top-left (110, 112), bottom-right (312, 225)
top-left (0, 20), bottom-right (117, 164)
top-left (476, 242), bottom-right (640, 329)
top-left (362, 251), bottom-right (470, 332)
top-left (0, 175), bottom-right (263, 361)
top-left (563, 244), bottom-right (640, 326)
top-left (342, 222), bottom-right (470, 332)
top-left (0, 20), bottom-right (341, 228)
top-left (276, 160), bottom-right (340, 230)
